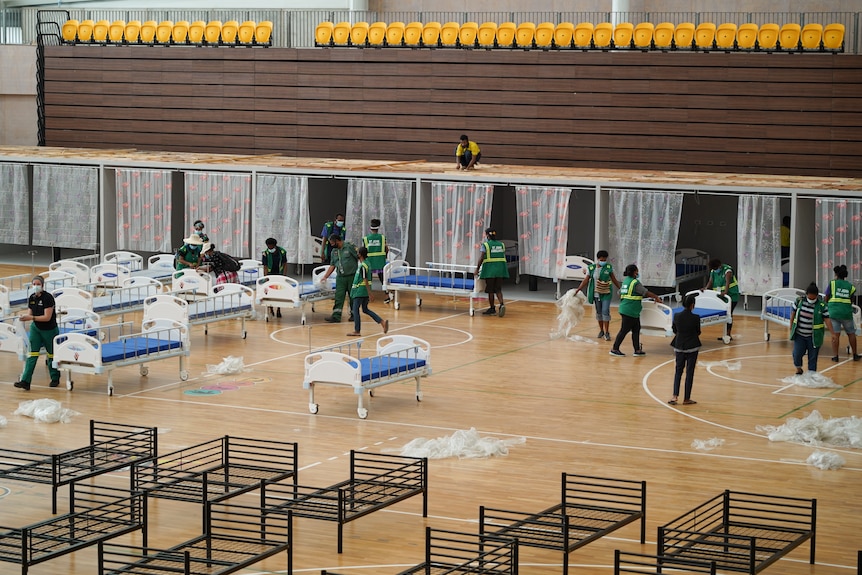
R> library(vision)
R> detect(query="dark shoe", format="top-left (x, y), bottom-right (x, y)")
top-left (384, 296), bottom-right (391, 304)
top-left (346, 332), bottom-right (361, 336)
top-left (634, 349), bottom-right (646, 357)
top-left (604, 333), bottom-right (611, 341)
top-left (609, 349), bottom-right (625, 357)
top-left (497, 304), bottom-right (506, 317)
top-left (832, 356), bottom-right (839, 362)
top-left (14, 380), bottom-right (30, 390)
top-left (324, 316), bottom-right (339, 323)
top-left (795, 367), bottom-right (804, 375)
top-left (50, 379), bottom-right (60, 388)
top-left (667, 399), bottom-right (678, 405)
top-left (598, 330), bottom-right (605, 338)
top-left (854, 354), bottom-right (862, 361)
top-left (683, 399), bottom-right (698, 405)
top-left (381, 319), bottom-right (389, 334)
top-left (276, 309), bottom-right (282, 318)
top-left (482, 307), bottom-right (497, 315)
top-left (268, 307), bottom-right (275, 316)
top-left (348, 315), bottom-right (355, 322)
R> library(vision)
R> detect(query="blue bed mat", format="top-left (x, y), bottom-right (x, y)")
top-left (672, 306), bottom-right (726, 319)
top-left (357, 357), bottom-right (426, 382)
top-left (766, 305), bottom-right (793, 320)
top-left (299, 282), bottom-right (330, 296)
top-left (675, 263), bottom-right (707, 277)
top-left (101, 337), bottom-right (183, 363)
top-left (92, 293), bottom-right (150, 313)
top-left (188, 302), bottom-right (252, 320)
top-left (388, 275), bottom-right (474, 290)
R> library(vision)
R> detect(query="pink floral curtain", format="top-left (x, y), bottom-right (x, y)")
top-left (115, 168), bottom-right (173, 252)
top-left (815, 198), bottom-right (862, 292)
top-left (184, 171), bottom-right (251, 258)
top-left (515, 186), bottom-right (571, 279)
top-left (430, 182), bottom-right (494, 266)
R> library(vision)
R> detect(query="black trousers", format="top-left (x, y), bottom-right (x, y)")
top-left (612, 314), bottom-right (641, 351)
top-left (672, 350), bottom-right (699, 400)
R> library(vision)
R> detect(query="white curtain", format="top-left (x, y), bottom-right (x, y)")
top-left (345, 179), bottom-right (413, 257)
top-left (255, 174), bottom-right (312, 263)
top-left (184, 171), bottom-right (251, 257)
top-left (0, 163), bottom-right (29, 245)
top-left (515, 186), bottom-right (571, 279)
top-left (609, 189), bottom-right (684, 287)
top-left (816, 198), bottom-right (862, 291)
top-left (431, 182), bottom-right (494, 266)
top-left (115, 168), bottom-right (172, 252)
top-left (33, 164), bottom-right (99, 250)
top-left (737, 195), bottom-right (781, 295)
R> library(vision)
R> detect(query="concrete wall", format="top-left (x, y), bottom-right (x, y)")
top-left (0, 45), bottom-right (37, 146)
top-left (371, 0), bottom-right (859, 12)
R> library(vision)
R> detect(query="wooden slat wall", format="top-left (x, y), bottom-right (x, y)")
top-left (42, 46), bottom-right (862, 178)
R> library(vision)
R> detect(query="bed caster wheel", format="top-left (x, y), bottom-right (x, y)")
top-left (416, 392), bottom-right (423, 402)
top-left (109, 387), bottom-right (113, 396)
top-left (357, 408), bottom-right (368, 419)
top-left (99, 330), bottom-right (107, 341)
top-left (675, 293), bottom-right (683, 302)
top-left (515, 276), bottom-right (520, 285)
top-left (180, 370), bottom-right (189, 381)
top-left (301, 318), bottom-right (306, 326)
top-left (394, 301), bottom-right (401, 310)
top-left (309, 403), bottom-right (318, 414)
top-left (242, 331), bottom-right (247, 339)
top-left (469, 308), bottom-right (475, 316)
top-left (140, 366), bottom-right (149, 376)
top-left (369, 389), bottom-right (375, 397)
top-left (311, 303), bottom-right (316, 312)
top-left (722, 335), bottom-right (732, 344)
top-left (416, 296), bottom-right (421, 307)
top-left (66, 380), bottom-right (74, 391)
top-left (765, 333), bottom-right (770, 342)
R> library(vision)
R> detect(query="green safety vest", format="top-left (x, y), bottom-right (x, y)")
top-left (585, 262), bottom-right (614, 301)
top-left (618, 276), bottom-right (644, 318)
top-left (351, 261), bottom-right (370, 298)
top-left (479, 240), bottom-right (510, 279)
top-left (363, 233), bottom-right (387, 271)
top-left (710, 264), bottom-right (739, 301)
top-left (790, 297), bottom-right (828, 347)
top-left (827, 279), bottom-right (855, 320)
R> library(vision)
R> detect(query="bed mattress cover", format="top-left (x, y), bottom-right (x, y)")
top-left (100, 337), bottom-right (183, 363)
top-left (348, 356), bottom-right (428, 382)
top-left (388, 275), bottom-right (474, 290)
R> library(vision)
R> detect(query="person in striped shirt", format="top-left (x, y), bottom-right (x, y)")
top-left (789, 283), bottom-right (834, 375)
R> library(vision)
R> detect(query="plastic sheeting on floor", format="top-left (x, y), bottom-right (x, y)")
top-left (757, 409), bottom-right (862, 448)
top-left (550, 289), bottom-right (587, 340)
top-left (206, 355), bottom-right (245, 374)
top-left (393, 428), bottom-right (526, 459)
top-left (807, 450), bottom-right (846, 470)
top-left (691, 437), bottom-right (725, 451)
top-left (13, 398), bottom-right (79, 423)
top-left (780, 371), bottom-right (840, 388)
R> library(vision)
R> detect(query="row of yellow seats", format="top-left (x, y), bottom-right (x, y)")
top-left (315, 20), bottom-right (844, 52)
top-left (61, 19), bottom-right (272, 45)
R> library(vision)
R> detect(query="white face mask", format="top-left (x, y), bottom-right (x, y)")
top-left (597, 260), bottom-right (606, 267)
top-left (336, 220), bottom-right (344, 227)
top-left (807, 296), bottom-right (818, 303)
top-left (267, 247), bottom-right (275, 253)
top-left (33, 284), bottom-right (43, 293)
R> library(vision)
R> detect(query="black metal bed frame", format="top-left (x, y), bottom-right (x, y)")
top-left (614, 550), bottom-right (717, 574)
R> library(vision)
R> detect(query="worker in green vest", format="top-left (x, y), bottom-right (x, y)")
top-left (575, 249), bottom-right (622, 341)
top-left (476, 227), bottom-right (509, 317)
top-left (320, 213), bottom-right (346, 264)
top-left (610, 264), bottom-right (659, 357)
top-left (790, 283), bottom-right (833, 375)
top-left (824, 264), bottom-right (860, 362)
top-left (362, 218), bottom-right (390, 303)
top-left (703, 258), bottom-right (740, 341)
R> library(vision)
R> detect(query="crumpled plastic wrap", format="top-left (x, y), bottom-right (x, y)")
top-left (393, 428), bottom-right (526, 459)
top-left (779, 371), bottom-right (840, 388)
top-left (700, 360), bottom-right (742, 371)
top-left (0, 415), bottom-right (7, 427)
top-left (206, 356), bottom-right (245, 375)
top-left (550, 289), bottom-right (587, 339)
top-left (806, 450), bottom-right (845, 470)
top-left (756, 410), bottom-right (862, 448)
top-left (14, 398), bottom-right (80, 423)
top-left (691, 437), bottom-right (725, 451)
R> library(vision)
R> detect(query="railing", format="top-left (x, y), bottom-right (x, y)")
top-left (11, 8), bottom-right (861, 53)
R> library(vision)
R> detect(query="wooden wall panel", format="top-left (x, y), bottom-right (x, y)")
top-left (42, 45), bottom-right (862, 177)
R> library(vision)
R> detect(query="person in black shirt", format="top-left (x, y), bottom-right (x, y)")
top-left (668, 293), bottom-right (702, 405)
top-left (15, 275), bottom-right (61, 390)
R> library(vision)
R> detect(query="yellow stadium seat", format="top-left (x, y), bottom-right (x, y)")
top-left (255, 21), bottom-right (273, 45)
top-left (350, 22), bottom-right (369, 47)
top-left (440, 21), bottom-right (459, 47)
top-left (459, 21), bottom-right (479, 48)
top-left (62, 19), bottom-right (79, 43)
top-left (77, 20), bottom-right (95, 42)
top-left (573, 21), bottom-right (594, 49)
top-left (156, 21), bottom-right (174, 44)
top-left (203, 20), bottom-right (221, 44)
top-left (715, 22), bottom-right (737, 50)
top-left (535, 22), bottom-right (555, 48)
top-left (736, 23), bottom-right (758, 49)
top-left (367, 22), bottom-right (387, 47)
top-left (515, 22), bottom-right (536, 48)
top-left (653, 22), bottom-right (674, 49)
top-left (124, 20), bottom-right (141, 43)
top-left (108, 20), bottom-right (125, 43)
top-left (140, 20), bottom-right (157, 44)
top-left (386, 22), bottom-right (406, 47)
top-left (477, 22), bottom-right (497, 48)
top-left (172, 21), bottom-right (190, 44)
top-left (823, 23), bottom-right (845, 52)
top-left (633, 22), bottom-right (654, 49)
top-left (93, 20), bottom-right (110, 43)
top-left (694, 22), bottom-right (716, 50)
top-left (674, 22), bottom-right (695, 49)
top-left (779, 23), bottom-right (801, 50)
top-left (332, 21), bottom-right (351, 46)
top-left (315, 21), bottom-right (333, 46)
top-left (593, 22), bottom-right (613, 49)
top-left (801, 23), bottom-right (823, 50)
top-left (613, 22), bottom-right (634, 48)
top-left (496, 22), bottom-right (516, 48)
top-left (422, 22), bottom-right (441, 47)
top-left (222, 20), bottom-right (239, 44)
top-left (404, 21), bottom-right (423, 47)
top-left (758, 23), bottom-right (779, 50)
top-left (553, 22), bottom-right (574, 48)
top-left (238, 21), bottom-right (256, 44)
top-left (189, 20), bottom-right (206, 44)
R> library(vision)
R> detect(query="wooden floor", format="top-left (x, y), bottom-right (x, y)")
top-left (1, 265), bottom-right (860, 574)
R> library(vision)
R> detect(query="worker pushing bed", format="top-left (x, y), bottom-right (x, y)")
top-left (142, 283), bottom-right (255, 339)
top-left (254, 265), bottom-right (336, 324)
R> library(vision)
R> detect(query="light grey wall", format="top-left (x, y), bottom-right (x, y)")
top-left (0, 45), bottom-right (37, 146)
top-left (371, 0), bottom-right (858, 12)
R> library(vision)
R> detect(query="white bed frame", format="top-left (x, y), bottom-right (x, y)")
top-left (254, 266), bottom-right (334, 324)
top-left (640, 289), bottom-right (733, 344)
top-left (555, 255), bottom-right (594, 299)
top-left (90, 262), bottom-right (132, 288)
top-left (761, 287), bottom-right (861, 342)
top-left (143, 283), bottom-right (255, 338)
top-left (104, 250), bottom-right (144, 272)
top-left (383, 260), bottom-right (485, 316)
top-left (52, 319), bottom-right (190, 395)
top-left (171, 268), bottom-right (213, 295)
top-left (53, 277), bottom-right (164, 318)
top-left (669, 248), bottom-right (710, 290)
top-left (303, 335), bottom-right (431, 419)
top-left (48, 259), bottom-right (91, 285)
top-left (0, 320), bottom-right (27, 359)
top-left (0, 272), bottom-right (78, 315)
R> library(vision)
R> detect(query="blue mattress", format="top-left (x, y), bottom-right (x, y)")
top-left (92, 292), bottom-right (150, 313)
top-left (389, 275), bottom-right (474, 290)
top-left (101, 337), bottom-right (183, 363)
top-left (672, 306), bottom-right (726, 319)
top-left (352, 357), bottom-right (427, 382)
top-left (299, 282), bottom-right (330, 296)
top-left (675, 263), bottom-right (707, 277)
top-left (188, 301), bottom-right (252, 320)
top-left (766, 305), bottom-right (793, 320)
top-left (131, 268), bottom-right (174, 281)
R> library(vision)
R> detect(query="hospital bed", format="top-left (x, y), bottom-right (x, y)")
top-left (254, 266), bottom-right (335, 324)
top-left (90, 262), bottom-right (133, 287)
top-left (0, 308), bottom-right (101, 371)
top-left (501, 238), bottom-right (521, 283)
top-left (640, 289), bottom-right (733, 343)
top-left (54, 277), bottom-right (165, 318)
top-left (383, 260), bottom-right (485, 316)
top-left (52, 318), bottom-right (191, 395)
top-left (103, 250), bottom-right (144, 271)
top-left (49, 258), bottom-right (92, 284)
top-left (668, 248), bottom-right (710, 292)
top-left (761, 287), bottom-right (861, 342)
top-left (143, 284), bottom-right (255, 339)
top-left (172, 267), bottom-right (213, 294)
top-left (555, 254), bottom-right (594, 299)
top-left (0, 271), bottom-right (76, 315)
top-left (303, 335), bottom-right (431, 419)
top-left (127, 253), bottom-right (178, 282)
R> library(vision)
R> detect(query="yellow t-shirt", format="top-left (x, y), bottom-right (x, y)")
top-left (780, 225), bottom-right (790, 248)
top-left (456, 141), bottom-right (481, 156)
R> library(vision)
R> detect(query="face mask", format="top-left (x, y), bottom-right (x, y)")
top-left (597, 260), bottom-right (606, 267)
top-left (33, 284), bottom-right (43, 294)
top-left (336, 221), bottom-right (344, 227)
top-left (807, 297), bottom-right (817, 303)
top-left (194, 229), bottom-right (202, 235)
top-left (267, 247), bottom-right (275, 253)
